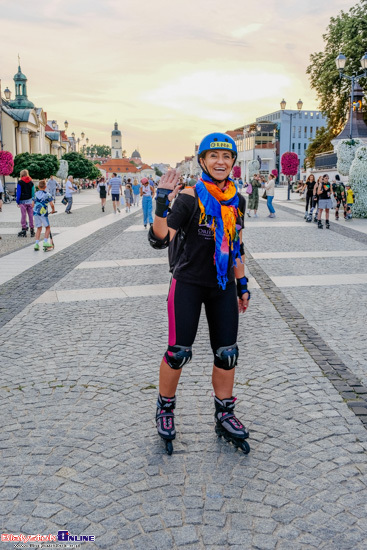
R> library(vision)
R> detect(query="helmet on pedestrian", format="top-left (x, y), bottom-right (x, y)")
top-left (197, 133), bottom-right (237, 161)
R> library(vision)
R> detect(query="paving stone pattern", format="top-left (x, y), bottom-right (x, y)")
top-left (1, 202), bottom-right (367, 549)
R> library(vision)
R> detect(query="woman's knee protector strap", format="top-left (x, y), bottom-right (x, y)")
top-left (214, 344), bottom-right (239, 370)
top-left (165, 345), bottom-right (192, 370)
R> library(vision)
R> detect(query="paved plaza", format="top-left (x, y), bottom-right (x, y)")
top-left (1, 189), bottom-right (367, 550)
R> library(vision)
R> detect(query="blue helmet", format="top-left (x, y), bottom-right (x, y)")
top-left (197, 132), bottom-right (237, 161)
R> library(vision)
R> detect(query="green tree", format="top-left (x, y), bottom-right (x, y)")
top-left (62, 152), bottom-right (99, 179)
top-left (154, 167), bottom-right (163, 177)
top-left (306, 0), bottom-right (367, 163)
top-left (11, 153), bottom-right (59, 180)
top-left (88, 164), bottom-right (102, 180)
top-left (86, 144), bottom-right (111, 157)
top-left (305, 127), bottom-right (335, 167)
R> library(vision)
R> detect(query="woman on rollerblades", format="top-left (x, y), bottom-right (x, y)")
top-left (148, 133), bottom-right (251, 455)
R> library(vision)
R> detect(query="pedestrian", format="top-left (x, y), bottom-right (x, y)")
top-left (265, 173), bottom-right (276, 218)
top-left (64, 175), bottom-right (76, 214)
top-left (97, 177), bottom-right (108, 212)
top-left (304, 174), bottom-right (316, 221)
top-left (345, 183), bottom-right (355, 220)
top-left (140, 177), bottom-right (155, 228)
top-left (46, 175), bottom-right (59, 203)
top-left (313, 177), bottom-right (322, 223)
top-left (332, 174), bottom-right (347, 221)
top-left (132, 178), bottom-right (141, 206)
top-left (148, 132), bottom-right (250, 456)
top-left (247, 174), bottom-right (261, 218)
top-left (32, 179), bottom-right (56, 251)
top-left (124, 181), bottom-right (133, 212)
top-left (316, 174), bottom-right (332, 229)
top-left (16, 169), bottom-right (35, 237)
top-left (0, 178), bottom-right (3, 212)
top-left (108, 172), bottom-right (122, 214)
top-left (238, 177), bottom-right (244, 193)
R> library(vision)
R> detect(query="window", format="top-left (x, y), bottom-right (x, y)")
top-left (310, 126), bottom-right (313, 136)
top-left (292, 126), bottom-right (296, 138)
top-left (298, 143), bottom-right (301, 151)
top-left (298, 126), bottom-right (301, 138)
top-left (304, 112), bottom-right (308, 118)
top-left (310, 112), bottom-right (314, 119)
top-left (292, 143), bottom-right (295, 151)
top-left (304, 143), bottom-right (307, 149)
top-left (304, 126), bottom-right (307, 138)
top-left (298, 112), bottom-right (302, 119)
top-left (316, 127), bottom-right (319, 133)
top-left (316, 112), bottom-right (320, 119)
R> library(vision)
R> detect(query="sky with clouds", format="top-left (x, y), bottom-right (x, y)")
top-left (1, 0), bottom-right (356, 164)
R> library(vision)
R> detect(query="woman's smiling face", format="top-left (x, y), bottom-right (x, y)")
top-left (200, 150), bottom-right (234, 181)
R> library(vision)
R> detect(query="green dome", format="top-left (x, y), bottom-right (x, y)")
top-left (14, 66), bottom-right (27, 82)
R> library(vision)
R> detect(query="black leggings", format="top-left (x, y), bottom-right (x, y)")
top-left (166, 279), bottom-right (239, 367)
top-left (305, 191), bottom-right (314, 212)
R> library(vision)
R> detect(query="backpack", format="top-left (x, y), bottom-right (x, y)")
top-left (245, 183), bottom-right (252, 195)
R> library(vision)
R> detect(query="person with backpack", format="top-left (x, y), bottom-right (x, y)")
top-left (148, 132), bottom-right (251, 455)
top-left (332, 174), bottom-right (347, 221)
top-left (32, 179), bottom-right (56, 251)
top-left (16, 169), bottom-right (35, 237)
top-left (247, 174), bottom-right (261, 218)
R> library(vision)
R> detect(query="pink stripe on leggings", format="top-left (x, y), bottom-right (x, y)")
top-left (167, 278), bottom-right (177, 347)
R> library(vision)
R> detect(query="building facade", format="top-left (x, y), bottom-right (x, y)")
top-left (0, 63), bottom-right (71, 183)
top-left (256, 105), bottom-right (327, 182)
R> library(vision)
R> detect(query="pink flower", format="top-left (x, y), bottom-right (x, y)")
top-left (281, 152), bottom-right (299, 176)
top-left (0, 151), bottom-right (14, 176)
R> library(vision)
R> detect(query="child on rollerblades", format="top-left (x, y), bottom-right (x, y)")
top-left (32, 179), bottom-right (56, 251)
top-left (149, 133), bottom-right (251, 455)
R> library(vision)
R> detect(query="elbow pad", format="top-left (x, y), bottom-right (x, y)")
top-left (148, 226), bottom-right (170, 249)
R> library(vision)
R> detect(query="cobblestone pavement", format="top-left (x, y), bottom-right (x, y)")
top-left (1, 195), bottom-right (367, 549)
top-left (0, 190), bottom-right (128, 257)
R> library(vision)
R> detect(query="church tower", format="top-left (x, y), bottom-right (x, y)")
top-left (9, 61), bottom-right (35, 109)
top-left (111, 122), bottom-right (122, 159)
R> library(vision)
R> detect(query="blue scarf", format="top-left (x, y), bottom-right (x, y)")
top-left (196, 173), bottom-right (242, 289)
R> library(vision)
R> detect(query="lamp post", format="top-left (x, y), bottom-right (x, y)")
top-left (280, 99), bottom-right (303, 200)
top-left (336, 52), bottom-right (367, 139)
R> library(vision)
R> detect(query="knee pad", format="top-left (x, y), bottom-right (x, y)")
top-left (214, 344), bottom-right (239, 370)
top-left (165, 345), bottom-right (192, 370)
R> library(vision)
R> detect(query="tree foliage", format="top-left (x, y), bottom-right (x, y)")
top-left (154, 166), bottom-right (163, 177)
top-left (62, 152), bottom-right (101, 179)
top-left (305, 127), bottom-right (335, 167)
top-left (306, 0), bottom-right (367, 161)
top-left (85, 144), bottom-right (111, 157)
top-left (11, 153), bottom-right (59, 180)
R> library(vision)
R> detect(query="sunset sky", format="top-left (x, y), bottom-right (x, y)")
top-left (1, 0), bottom-right (356, 165)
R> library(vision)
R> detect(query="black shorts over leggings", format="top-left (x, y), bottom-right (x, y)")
top-left (166, 278), bottom-right (239, 368)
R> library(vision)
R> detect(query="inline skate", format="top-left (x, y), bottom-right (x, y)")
top-left (214, 396), bottom-right (250, 454)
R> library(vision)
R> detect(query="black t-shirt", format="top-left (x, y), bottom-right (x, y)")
top-left (306, 181), bottom-right (315, 193)
top-left (167, 192), bottom-right (245, 288)
top-left (319, 182), bottom-right (331, 200)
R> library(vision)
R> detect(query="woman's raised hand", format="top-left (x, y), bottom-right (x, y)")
top-left (158, 169), bottom-right (181, 201)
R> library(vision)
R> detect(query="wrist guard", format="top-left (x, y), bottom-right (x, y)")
top-left (155, 188), bottom-right (171, 218)
top-left (237, 276), bottom-right (251, 300)
top-left (148, 226), bottom-right (170, 249)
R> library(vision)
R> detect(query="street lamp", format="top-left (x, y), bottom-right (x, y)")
top-left (336, 52), bottom-right (367, 139)
top-left (280, 99), bottom-right (303, 199)
top-left (4, 87), bottom-right (11, 100)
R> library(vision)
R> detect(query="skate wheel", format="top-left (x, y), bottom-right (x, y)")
top-left (165, 440), bottom-right (173, 455)
top-left (239, 440), bottom-right (250, 454)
